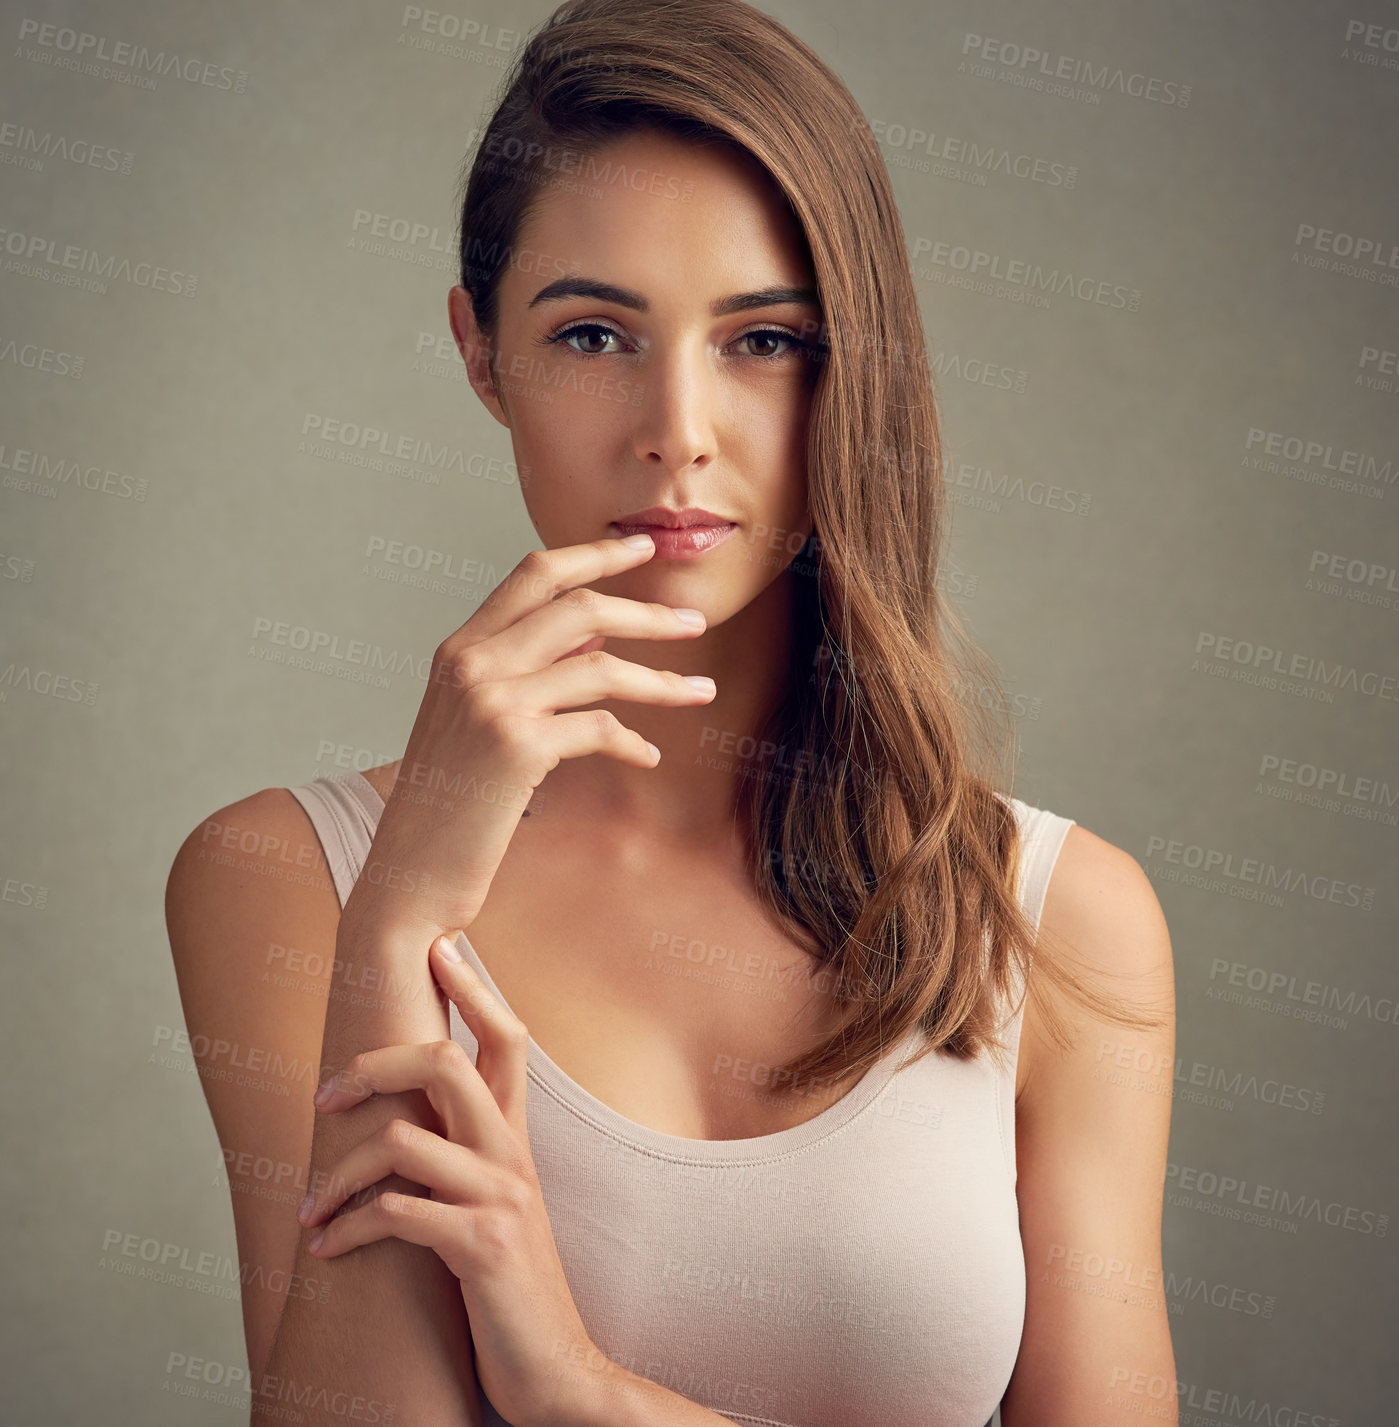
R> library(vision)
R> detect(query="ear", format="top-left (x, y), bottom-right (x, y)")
top-left (448, 285), bottom-right (510, 429)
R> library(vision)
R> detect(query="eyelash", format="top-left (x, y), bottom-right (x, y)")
top-left (539, 321), bottom-right (810, 360)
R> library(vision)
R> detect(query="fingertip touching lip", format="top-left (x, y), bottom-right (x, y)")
top-left (611, 506), bottom-right (736, 530)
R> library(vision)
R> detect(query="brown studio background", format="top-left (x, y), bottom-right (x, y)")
top-left (2, 1), bottom-right (1396, 1421)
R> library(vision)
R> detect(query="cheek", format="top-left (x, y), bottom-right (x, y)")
top-left (725, 405), bottom-right (812, 572)
top-left (516, 375), bottom-right (633, 462)
top-left (504, 403), bottom-right (619, 544)
top-left (732, 379), bottom-right (811, 506)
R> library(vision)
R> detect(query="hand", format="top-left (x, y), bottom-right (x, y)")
top-left (342, 532), bottom-right (718, 947)
top-left (297, 936), bottom-right (605, 1427)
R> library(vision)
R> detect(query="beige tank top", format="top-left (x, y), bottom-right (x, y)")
top-left (288, 771), bottom-right (1074, 1427)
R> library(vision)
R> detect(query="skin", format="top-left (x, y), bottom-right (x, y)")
top-left (169, 126), bottom-right (1177, 1424)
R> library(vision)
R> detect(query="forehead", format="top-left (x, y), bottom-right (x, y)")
top-left (503, 130), bottom-right (815, 307)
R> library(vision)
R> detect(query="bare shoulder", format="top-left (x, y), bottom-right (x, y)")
top-left (1038, 822), bottom-right (1171, 970)
top-left (1017, 821), bottom-right (1175, 1102)
top-left (165, 784), bottom-right (345, 968)
top-left (164, 784), bottom-right (344, 1381)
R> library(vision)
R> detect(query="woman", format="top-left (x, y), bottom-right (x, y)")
top-left (166, 1), bottom-right (1177, 1423)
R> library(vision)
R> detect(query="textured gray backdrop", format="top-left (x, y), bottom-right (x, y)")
top-left (2, 1), bottom-right (1396, 1422)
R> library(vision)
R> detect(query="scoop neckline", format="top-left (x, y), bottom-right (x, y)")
top-left (339, 769), bottom-right (919, 1165)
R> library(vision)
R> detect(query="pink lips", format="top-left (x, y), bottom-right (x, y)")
top-left (613, 505), bottom-right (732, 529)
top-left (611, 506), bottom-right (738, 560)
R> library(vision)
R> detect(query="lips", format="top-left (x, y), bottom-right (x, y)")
top-left (612, 506), bottom-right (734, 530)
top-left (608, 510), bottom-right (740, 560)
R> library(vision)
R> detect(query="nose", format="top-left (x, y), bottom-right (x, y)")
top-left (630, 336), bottom-right (718, 475)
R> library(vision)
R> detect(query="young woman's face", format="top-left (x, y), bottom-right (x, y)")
top-left (450, 127), bottom-right (823, 621)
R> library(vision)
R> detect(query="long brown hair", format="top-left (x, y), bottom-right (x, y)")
top-left (453, 0), bottom-right (1165, 1094)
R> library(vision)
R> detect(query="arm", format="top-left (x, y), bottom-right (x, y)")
top-left (165, 788), bottom-right (482, 1427)
top-left (1000, 825), bottom-right (1178, 1427)
top-left (290, 933), bottom-right (751, 1427)
top-left (553, 1353), bottom-right (749, 1426)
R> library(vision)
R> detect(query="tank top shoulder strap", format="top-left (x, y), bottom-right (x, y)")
top-left (286, 774), bottom-right (383, 910)
top-left (990, 794), bottom-right (1076, 1034)
top-left (1005, 794), bottom-right (1076, 933)
top-left (991, 793), bottom-right (1076, 1180)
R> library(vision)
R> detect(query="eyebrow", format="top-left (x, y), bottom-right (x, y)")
top-left (526, 276), bottom-right (820, 317)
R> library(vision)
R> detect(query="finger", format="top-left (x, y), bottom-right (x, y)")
top-left (307, 1187), bottom-right (462, 1266)
top-left (317, 1038), bottom-right (518, 1161)
top-left (431, 936), bottom-right (530, 1131)
top-left (462, 586), bottom-right (708, 685)
top-left (528, 706), bottom-right (665, 770)
top-left (449, 535), bottom-right (657, 649)
top-left (298, 1119), bottom-right (479, 1229)
top-left (504, 647), bottom-right (716, 719)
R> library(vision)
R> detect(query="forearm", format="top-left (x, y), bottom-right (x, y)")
top-left (554, 1347), bottom-right (740, 1427)
top-left (257, 914), bottom-right (480, 1426)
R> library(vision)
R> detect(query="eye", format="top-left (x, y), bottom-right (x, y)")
top-left (542, 322), bottom-right (626, 356)
top-left (538, 321), bottom-right (813, 360)
top-left (733, 327), bottom-right (808, 359)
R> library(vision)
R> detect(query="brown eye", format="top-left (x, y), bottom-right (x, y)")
top-left (737, 328), bottom-right (802, 358)
top-left (546, 323), bottom-right (622, 355)
top-left (571, 327), bottom-right (613, 354)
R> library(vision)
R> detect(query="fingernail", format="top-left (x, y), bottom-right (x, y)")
top-left (308, 1232), bottom-right (324, 1253)
top-left (621, 532), bottom-right (653, 549)
top-left (297, 1194), bottom-right (314, 1223)
top-left (313, 1081), bottom-right (335, 1108)
top-left (673, 607), bottom-right (705, 628)
top-left (436, 934), bottom-right (462, 963)
top-left (683, 675), bottom-right (715, 693)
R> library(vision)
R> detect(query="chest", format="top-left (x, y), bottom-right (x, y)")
top-left (514, 1048), bottom-right (1027, 1427)
top-left (450, 808), bottom-right (1040, 1137)
top-left (463, 826), bottom-right (864, 1141)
